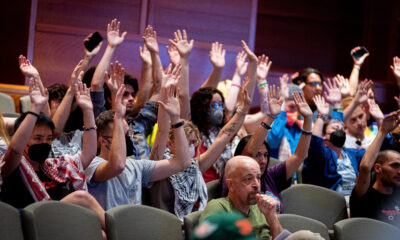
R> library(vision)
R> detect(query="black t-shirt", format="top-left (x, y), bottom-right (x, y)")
top-left (2, 166), bottom-right (71, 209)
top-left (350, 186), bottom-right (400, 227)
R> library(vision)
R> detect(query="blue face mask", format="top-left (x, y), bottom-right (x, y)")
top-left (208, 108), bottom-right (224, 126)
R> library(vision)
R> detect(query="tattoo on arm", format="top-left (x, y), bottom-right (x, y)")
top-left (222, 123), bottom-right (237, 137)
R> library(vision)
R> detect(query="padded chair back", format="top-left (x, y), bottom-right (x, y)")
top-left (0, 92), bottom-right (16, 113)
top-left (183, 210), bottom-right (203, 240)
top-left (334, 217), bottom-right (400, 240)
top-left (106, 204), bottom-right (183, 240)
top-left (22, 201), bottom-right (103, 240)
top-left (19, 95), bottom-right (31, 113)
top-left (278, 214), bottom-right (329, 240)
top-left (0, 202), bottom-right (24, 240)
top-left (280, 184), bottom-right (347, 230)
top-left (206, 179), bottom-right (221, 202)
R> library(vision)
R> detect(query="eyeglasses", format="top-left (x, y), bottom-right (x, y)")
top-left (210, 102), bottom-right (225, 110)
top-left (306, 82), bottom-right (322, 87)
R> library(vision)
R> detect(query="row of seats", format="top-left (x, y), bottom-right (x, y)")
top-left (1, 200), bottom-right (398, 240)
top-left (0, 92), bottom-right (30, 117)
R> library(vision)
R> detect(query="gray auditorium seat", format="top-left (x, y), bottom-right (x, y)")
top-left (0, 202), bottom-right (24, 240)
top-left (184, 210), bottom-right (203, 240)
top-left (278, 213), bottom-right (329, 240)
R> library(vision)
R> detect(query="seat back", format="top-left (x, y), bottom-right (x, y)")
top-left (183, 210), bottom-right (203, 240)
top-left (334, 217), bottom-right (400, 240)
top-left (280, 184), bottom-right (347, 230)
top-left (278, 214), bottom-right (329, 240)
top-left (206, 179), bottom-right (221, 202)
top-left (19, 95), bottom-right (31, 113)
top-left (22, 201), bottom-right (103, 240)
top-left (106, 204), bottom-right (183, 240)
top-left (0, 202), bottom-right (24, 240)
top-left (0, 92), bottom-right (16, 113)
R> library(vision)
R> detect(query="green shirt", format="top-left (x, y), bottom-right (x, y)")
top-left (199, 197), bottom-right (271, 240)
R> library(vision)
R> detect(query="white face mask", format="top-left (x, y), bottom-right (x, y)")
top-left (189, 144), bottom-right (196, 158)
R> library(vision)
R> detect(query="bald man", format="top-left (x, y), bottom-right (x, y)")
top-left (199, 156), bottom-right (286, 239)
top-left (350, 111), bottom-right (400, 228)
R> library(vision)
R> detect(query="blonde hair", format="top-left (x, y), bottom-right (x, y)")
top-left (0, 113), bottom-right (10, 146)
top-left (168, 120), bottom-right (200, 145)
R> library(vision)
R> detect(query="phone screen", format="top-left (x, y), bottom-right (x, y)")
top-left (351, 46), bottom-right (369, 60)
top-left (84, 32), bottom-right (103, 52)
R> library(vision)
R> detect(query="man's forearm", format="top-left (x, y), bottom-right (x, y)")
top-left (92, 46), bottom-right (116, 90)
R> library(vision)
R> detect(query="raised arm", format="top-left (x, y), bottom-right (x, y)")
top-left (91, 19), bottom-right (127, 91)
top-left (80, 33), bottom-right (103, 73)
top-left (285, 92), bottom-right (313, 180)
top-left (169, 29), bottom-right (194, 119)
top-left (74, 81), bottom-right (96, 169)
top-left (104, 61), bottom-right (124, 111)
top-left (2, 78), bottom-right (48, 178)
top-left (354, 110), bottom-right (400, 197)
top-left (349, 46), bottom-right (369, 96)
top-left (149, 64), bottom-right (181, 160)
top-left (198, 80), bottom-right (252, 173)
top-left (334, 74), bottom-right (351, 99)
top-left (19, 55), bottom-right (50, 116)
top-left (367, 99), bottom-right (384, 128)
top-left (242, 85), bottom-right (283, 157)
top-left (224, 51), bottom-right (248, 113)
top-left (241, 41), bottom-right (258, 100)
top-left (390, 56), bottom-right (400, 89)
top-left (323, 77), bottom-right (342, 110)
top-left (201, 42), bottom-right (225, 88)
top-left (343, 80), bottom-right (373, 121)
top-left (92, 85), bottom-right (127, 182)
top-left (312, 95), bottom-right (329, 137)
top-left (52, 60), bottom-right (83, 138)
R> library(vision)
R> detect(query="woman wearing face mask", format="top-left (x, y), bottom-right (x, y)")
top-left (302, 95), bottom-right (366, 196)
top-left (149, 83), bottom-right (252, 221)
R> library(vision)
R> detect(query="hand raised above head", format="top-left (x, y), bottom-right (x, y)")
top-left (267, 84), bottom-right (284, 116)
top-left (293, 92), bottom-right (312, 118)
top-left (107, 18), bottom-right (127, 47)
top-left (29, 77), bottom-right (48, 109)
top-left (209, 42), bottom-right (225, 68)
top-left (169, 29), bottom-right (194, 58)
top-left (143, 25), bottom-right (159, 53)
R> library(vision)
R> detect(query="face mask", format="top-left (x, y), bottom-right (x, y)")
top-left (189, 144), bottom-right (196, 158)
top-left (125, 135), bottom-right (134, 157)
top-left (208, 108), bottom-right (224, 126)
top-left (286, 112), bottom-right (298, 126)
top-left (28, 143), bottom-right (51, 164)
top-left (330, 129), bottom-right (346, 148)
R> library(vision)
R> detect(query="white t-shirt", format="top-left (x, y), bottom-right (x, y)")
top-left (85, 156), bottom-right (156, 210)
top-left (344, 133), bottom-right (374, 149)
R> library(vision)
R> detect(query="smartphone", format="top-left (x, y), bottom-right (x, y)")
top-left (84, 32), bottom-right (103, 52)
top-left (351, 46), bottom-right (369, 60)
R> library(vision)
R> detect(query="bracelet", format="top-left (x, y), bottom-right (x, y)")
top-left (257, 82), bottom-right (268, 88)
top-left (231, 83), bottom-right (241, 88)
top-left (261, 121), bottom-right (272, 130)
top-left (267, 113), bottom-right (277, 119)
top-left (236, 107), bottom-right (248, 116)
top-left (26, 111), bottom-right (40, 118)
top-left (301, 129), bottom-right (312, 135)
top-left (83, 125), bottom-right (97, 131)
top-left (171, 121), bottom-right (184, 129)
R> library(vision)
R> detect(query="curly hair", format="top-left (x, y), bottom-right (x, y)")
top-left (190, 87), bottom-right (227, 137)
top-left (104, 73), bottom-right (139, 110)
top-left (47, 84), bottom-right (68, 103)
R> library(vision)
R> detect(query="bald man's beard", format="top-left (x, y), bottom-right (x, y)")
top-left (247, 187), bottom-right (260, 205)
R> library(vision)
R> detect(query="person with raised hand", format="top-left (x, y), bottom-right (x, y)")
top-left (104, 61), bottom-right (125, 111)
top-left (390, 56), bottom-right (400, 89)
top-left (134, 44), bottom-right (153, 113)
top-left (85, 65), bottom-right (192, 210)
top-left (350, 110), bottom-right (400, 228)
top-left (349, 46), bottom-right (369, 96)
top-left (334, 74), bottom-right (351, 99)
top-left (143, 25), bottom-right (163, 93)
top-left (323, 77), bottom-right (342, 111)
top-left (201, 42), bottom-right (226, 88)
top-left (168, 29), bottom-right (194, 119)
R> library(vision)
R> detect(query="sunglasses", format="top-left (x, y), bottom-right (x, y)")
top-left (210, 102), bottom-right (225, 110)
top-left (306, 82), bottom-right (322, 87)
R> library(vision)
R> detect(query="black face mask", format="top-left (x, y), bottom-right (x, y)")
top-left (125, 135), bottom-right (134, 157)
top-left (330, 129), bottom-right (346, 148)
top-left (28, 143), bottom-right (52, 164)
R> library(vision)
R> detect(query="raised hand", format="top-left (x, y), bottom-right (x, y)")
top-left (368, 99), bottom-right (384, 121)
top-left (390, 56), bottom-right (400, 80)
top-left (293, 92), bottom-right (313, 118)
top-left (143, 25), bottom-right (159, 53)
top-left (323, 77), bottom-right (342, 105)
top-left (350, 46), bottom-right (369, 66)
top-left (334, 74), bottom-right (351, 98)
top-left (235, 51), bottom-right (248, 76)
top-left (209, 42), bottom-right (225, 68)
top-left (380, 110), bottom-right (400, 134)
top-left (19, 55), bottom-right (39, 78)
top-left (74, 74), bottom-right (93, 111)
top-left (161, 64), bottom-right (182, 91)
top-left (267, 84), bottom-right (284, 116)
top-left (114, 84), bottom-right (127, 118)
top-left (68, 59), bottom-right (84, 87)
top-left (83, 33), bottom-right (103, 57)
top-left (29, 77), bottom-right (48, 108)
top-left (236, 77), bottom-right (251, 112)
top-left (105, 61), bottom-right (125, 95)
top-left (169, 29), bottom-right (194, 58)
top-left (241, 40), bottom-right (257, 62)
top-left (395, 95), bottom-right (400, 109)
top-left (354, 79), bottom-right (373, 104)
top-left (107, 18), bottom-right (127, 47)
top-left (139, 45), bottom-right (152, 65)
top-left (257, 54), bottom-right (272, 80)
top-left (313, 95), bottom-right (329, 117)
top-left (166, 44), bottom-right (180, 65)
top-left (158, 79), bottom-right (180, 122)
top-left (279, 74), bottom-right (289, 99)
